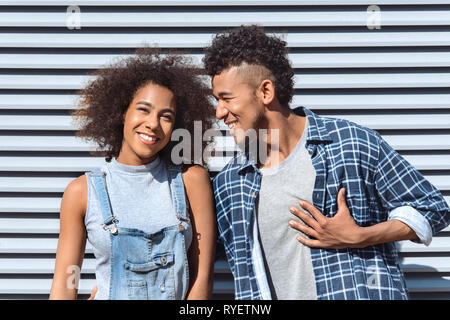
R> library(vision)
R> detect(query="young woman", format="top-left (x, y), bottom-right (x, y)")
top-left (50, 49), bottom-right (217, 300)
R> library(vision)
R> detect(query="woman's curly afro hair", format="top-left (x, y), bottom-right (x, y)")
top-left (203, 24), bottom-right (294, 107)
top-left (73, 48), bottom-right (216, 164)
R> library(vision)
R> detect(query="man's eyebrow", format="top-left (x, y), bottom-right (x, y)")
top-left (218, 91), bottom-right (233, 97)
top-left (212, 91), bottom-right (233, 100)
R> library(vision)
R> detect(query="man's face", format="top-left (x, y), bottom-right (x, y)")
top-left (212, 67), bottom-right (265, 145)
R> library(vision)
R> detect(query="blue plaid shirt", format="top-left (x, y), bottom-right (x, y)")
top-left (213, 107), bottom-right (450, 300)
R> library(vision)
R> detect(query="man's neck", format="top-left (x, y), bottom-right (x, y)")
top-left (258, 107), bottom-right (306, 169)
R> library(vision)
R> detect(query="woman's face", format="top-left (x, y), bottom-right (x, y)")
top-left (118, 82), bottom-right (177, 165)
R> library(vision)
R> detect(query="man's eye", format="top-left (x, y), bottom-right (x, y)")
top-left (162, 114), bottom-right (173, 121)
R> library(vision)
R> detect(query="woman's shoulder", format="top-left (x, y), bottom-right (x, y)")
top-left (62, 174), bottom-right (88, 217)
top-left (181, 164), bottom-right (211, 185)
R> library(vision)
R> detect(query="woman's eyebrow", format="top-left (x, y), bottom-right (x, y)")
top-left (136, 101), bottom-right (154, 108)
top-left (161, 108), bottom-right (176, 116)
top-left (137, 101), bottom-right (175, 115)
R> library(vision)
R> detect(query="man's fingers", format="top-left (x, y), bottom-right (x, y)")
top-left (337, 188), bottom-right (348, 211)
top-left (298, 200), bottom-right (327, 225)
top-left (296, 236), bottom-right (323, 248)
top-left (289, 220), bottom-right (320, 239)
top-left (290, 206), bottom-right (320, 230)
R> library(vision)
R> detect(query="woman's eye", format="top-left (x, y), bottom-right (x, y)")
top-left (162, 114), bottom-right (173, 121)
top-left (138, 107), bottom-right (149, 113)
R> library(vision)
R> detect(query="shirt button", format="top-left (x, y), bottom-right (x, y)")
top-left (161, 256), bottom-right (167, 264)
top-left (250, 192), bottom-right (255, 197)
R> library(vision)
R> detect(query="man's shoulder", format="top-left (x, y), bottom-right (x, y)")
top-left (212, 154), bottom-right (244, 185)
top-left (319, 115), bottom-right (382, 145)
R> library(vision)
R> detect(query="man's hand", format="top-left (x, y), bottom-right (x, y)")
top-left (87, 286), bottom-right (98, 300)
top-left (288, 188), bottom-right (363, 249)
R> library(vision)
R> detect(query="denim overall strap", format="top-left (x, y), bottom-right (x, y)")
top-left (86, 170), bottom-right (118, 232)
top-left (167, 163), bottom-right (188, 222)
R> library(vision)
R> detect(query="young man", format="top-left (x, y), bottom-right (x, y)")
top-left (204, 25), bottom-right (450, 300)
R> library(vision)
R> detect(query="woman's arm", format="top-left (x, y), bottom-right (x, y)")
top-left (182, 165), bottom-right (217, 300)
top-left (49, 175), bottom-right (88, 299)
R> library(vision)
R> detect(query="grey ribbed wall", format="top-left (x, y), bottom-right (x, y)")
top-left (0, 0), bottom-right (449, 300)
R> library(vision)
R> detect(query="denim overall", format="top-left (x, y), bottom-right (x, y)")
top-left (86, 164), bottom-right (190, 300)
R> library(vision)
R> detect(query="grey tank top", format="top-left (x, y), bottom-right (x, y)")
top-left (84, 157), bottom-right (193, 300)
top-left (256, 118), bottom-right (318, 300)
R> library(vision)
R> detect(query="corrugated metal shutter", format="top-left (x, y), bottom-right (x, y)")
top-left (0, 0), bottom-right (449, 300)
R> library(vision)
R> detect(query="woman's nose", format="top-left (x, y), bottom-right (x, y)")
top-left (145, 115), bottom-right (160, 130)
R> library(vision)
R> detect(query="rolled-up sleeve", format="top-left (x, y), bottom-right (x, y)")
top-left (374, 136), bottom-right (450, 237)
top-left (388, 206), bottom-right (433, 246)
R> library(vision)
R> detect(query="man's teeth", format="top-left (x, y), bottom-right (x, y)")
top-left (228, 122), bottom-right (237, 129)
top-left (139, 134), bottom-right (157, 141)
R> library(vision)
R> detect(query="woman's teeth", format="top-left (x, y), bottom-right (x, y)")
top-left (139, 133), bottom-right (157, 141)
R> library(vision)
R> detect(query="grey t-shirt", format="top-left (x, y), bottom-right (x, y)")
top-left (256, 119), bottom-right (317, 300)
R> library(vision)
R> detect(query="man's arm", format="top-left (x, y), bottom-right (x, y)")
top-left (288, 188), bottom-right (418, 249)
top-left (289, 133), bottom-right (450, 250)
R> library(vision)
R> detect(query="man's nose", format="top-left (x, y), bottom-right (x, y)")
top-left (215, 102), bottom-right (228, 120)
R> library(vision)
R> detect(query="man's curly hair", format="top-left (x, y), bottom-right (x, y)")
top-left (203, 24), bottom-right (294, 107)
top-left (73, 48), bottom-right (216, 163)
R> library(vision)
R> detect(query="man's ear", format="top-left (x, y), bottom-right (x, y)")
top-left (257, 79), bottom-right (276, 105)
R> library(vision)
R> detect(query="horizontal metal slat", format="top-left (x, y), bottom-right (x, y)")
top-left (0, 94), bottom-right (75, 110)
top-left (1, 236), bottom-right (448, 254)
top-left (3, 113), bottom-right (450, 131)
top-left (213, 134), bottom-right (450, 152)
top-left (0, 153), bottom-right (449, 173)
top-left (2, 94), bottom-right (450, 111)
top-left (405, 276), bottom-right (450, 293)
top-left (0, 177), bottom-right (75, 193)
top-left (0, 278), bottom-right (234, 295)
top-left (218, 113), bottom-right (450, 130)
top-left (397, 237), bottom-right (450, 253)
top-left (0, 258), bottom-right (230, 274)
top-left (2, 10), bottom-right (450, 28)
top-left (1, 173), bottom-right (448, 194)
top-left (3, 52), bottom-right (450, 69)
top-left (207, 154), bottom-right (450, 172)
top-left (3, 31), bottom-right (450, 48)
top-left (3, 0), bottom-right (450, 6)
top-left (0, 197), bottom-right (62, 213)
top-left (2, 73), bottom-right (450, 89)
top-left (2, 133), bottom-right (450, 152)
top-left (399, 256), bottom-right (450, 273)
top-left (294, 94), bottom-right (450, 110)
top-left (0, 115), bottom-right (75, 130)
top-left (0, 157), bottom-right (106, 172)
top-left (0, 218), bottom-right (60, 233)
top-left (0, 277), bottom-right (447, 295)
top-left (0, 136), bottom-right (95, 151)
top-left (2, 194), bottom-right (448, 214)
top-left (1, 217), bottom-right (448, 234)
top-left (1, 256), bottom-right (450, 275)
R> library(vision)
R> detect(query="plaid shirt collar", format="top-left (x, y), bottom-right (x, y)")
top-left (236, 106), bottom-right (333, 175)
